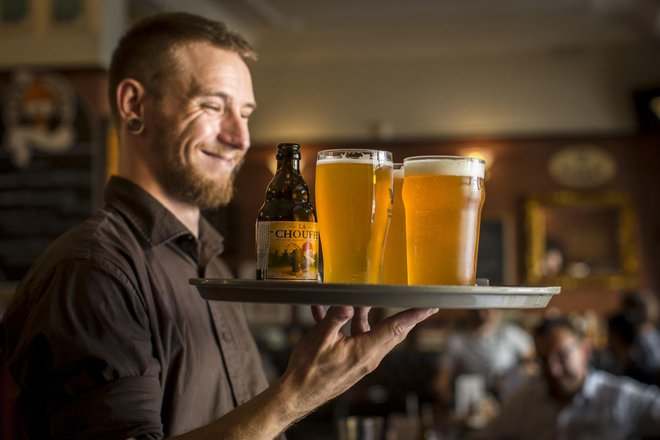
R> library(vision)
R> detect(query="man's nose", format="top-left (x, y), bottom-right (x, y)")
top-left (546, 357), bottom-right (566, 377)
top-left (219, 111), bottom-right (250, 151)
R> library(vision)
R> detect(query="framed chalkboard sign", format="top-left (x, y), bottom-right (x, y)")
top-left (0, 70), bottom-right (100, 281)
top-left (476, 216), bottom-right (512, 286)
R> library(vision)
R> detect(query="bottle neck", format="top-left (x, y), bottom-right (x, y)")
top-left (277, 156), bottom-right (300, 173)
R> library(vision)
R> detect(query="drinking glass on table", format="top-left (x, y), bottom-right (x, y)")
top-left (382, 163), bottom-right (407, 285)
top-left (403, 156), bottom-right (485, 285)
top-left (315, 149), bottom-right (393, 283)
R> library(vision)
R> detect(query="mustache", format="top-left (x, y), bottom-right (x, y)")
top-left (200, 145), bottom-right (245, 161)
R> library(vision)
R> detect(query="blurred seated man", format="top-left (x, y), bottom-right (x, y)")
top-left (620, 290), bottom-right (660, 384)
top-left (434, 309), bottom-right (534, 407)
top-left (607, 312), bottom-right (660, 386)
top-left (472, 316), bottom-right (660, 440)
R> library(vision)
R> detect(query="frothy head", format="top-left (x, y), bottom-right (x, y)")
top-left (317, 149), bottom-right (393, 166)
top-left (403, 156), bottom-right (485, 179)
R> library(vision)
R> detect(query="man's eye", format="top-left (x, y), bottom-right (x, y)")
top-left (202, 103), bottom-right (223, 112)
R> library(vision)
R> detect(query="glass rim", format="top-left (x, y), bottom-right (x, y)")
top-left (317, 149), bottom-right (393, 163)
top-left (403, 155), bottom-right (485, 165)
top-left (318, 148), bottom-right (392, 155)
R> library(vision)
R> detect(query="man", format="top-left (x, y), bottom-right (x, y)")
top-left (473, 316), bottom-right (660, 440)
top-left (0, 12), bottom-right (437, 439)
top-left (621, 290), bottom-right (660, 384)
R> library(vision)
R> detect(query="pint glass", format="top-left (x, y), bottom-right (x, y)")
top-left (382, 163), bottom-right (407, 285)
top-left (403, 156), bottom-right (485, 285)
top-left (315, 150), bottom-right (393, 283)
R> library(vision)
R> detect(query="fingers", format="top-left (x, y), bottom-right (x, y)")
top-left (366, 308), bottom-right (439, 351)
top-left (317, 306), bottom-right (354, 334)
top-left (311, 305), bottom-right (326, 322)
top-left (387, 307), bottom-right (439, 326)
top-left (351, 306), bottom-right (371, 335)
top-left (309, 306), bottom-right (437, 355)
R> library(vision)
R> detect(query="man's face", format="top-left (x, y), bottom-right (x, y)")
top-left (535, 326), bottom-right (590, 400)
top-left (145, 43), bottom-right (256, 209)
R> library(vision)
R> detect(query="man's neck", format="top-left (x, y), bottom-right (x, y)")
top-left (118, 172), bottom-right (201, 237)
top-left (158, 196), bottom-right (201, 237)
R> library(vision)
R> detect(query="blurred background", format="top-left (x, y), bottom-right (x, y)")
top-left (1, 1), bottom-right (660, 438)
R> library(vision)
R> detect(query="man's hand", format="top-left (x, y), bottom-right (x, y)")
top-left (277, 305), bottom-right (439, 421)
top-left (171, 306), bottom-right (437, 440)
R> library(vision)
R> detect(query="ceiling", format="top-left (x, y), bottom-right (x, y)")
top-left (134, 0), bottom-right (660, 64)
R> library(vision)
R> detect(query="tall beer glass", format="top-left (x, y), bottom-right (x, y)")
top-left (315, 150), bottom-right (393, 283)
top-left (403, 156), bottom-right (485, 285)
top-left (382, 163), bottom-right (407, 285)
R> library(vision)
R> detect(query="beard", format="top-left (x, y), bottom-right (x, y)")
top-left (151, 118), bottom-right (245, 210)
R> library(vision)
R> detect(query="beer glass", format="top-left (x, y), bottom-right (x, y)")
top-left (382, 163), bottom-right (407, 285)
top-left (403, 156), bottom-right (485, 285)
top-left (315, 149), bottom-right (393, 283)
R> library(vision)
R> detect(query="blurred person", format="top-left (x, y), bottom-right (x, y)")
top-left (621, 290), bottom-right (660, 377)
top-left (0, 12), bottom-right (437, 440)
top-left (607, 312), bottom-right (651, 383)
top-left (607, 290), bottom-right (660, 386)
top-left (472, 316), bottom-right (660, 440)
top-left (434, 309), bottom-right (534, 406)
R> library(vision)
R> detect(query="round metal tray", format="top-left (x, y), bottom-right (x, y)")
top-left (190, 278), bottom-right (560, 309)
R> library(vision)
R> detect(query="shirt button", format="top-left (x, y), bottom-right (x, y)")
top-left (221, 331), bottom-right (233, 342)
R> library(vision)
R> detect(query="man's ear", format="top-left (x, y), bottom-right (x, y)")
top-left (116, 79), bottom-right (147, 126)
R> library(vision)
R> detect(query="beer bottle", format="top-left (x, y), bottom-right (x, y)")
top-left (256, 143), bottom-right (320, 281)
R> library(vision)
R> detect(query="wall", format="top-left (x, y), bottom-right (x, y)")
top-left (247, 45), bottom-right (660, 144)
top-left (0, 0), bottom-right (126, 69)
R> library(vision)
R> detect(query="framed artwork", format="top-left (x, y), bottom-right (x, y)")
top-left (524, 191), bottom-right (639, 289)
top-left (0, 69), bottom-right (100, 281)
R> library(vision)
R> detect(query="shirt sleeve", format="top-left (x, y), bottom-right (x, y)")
top-left (6, 257), bottom-right (164, 439)
top-left (505, 324), bottom-right (534, 357)
top-left (622, 378), bottom-right (660, 437)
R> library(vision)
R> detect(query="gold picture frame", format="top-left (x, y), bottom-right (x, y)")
top-left (525, 191), bottom-right (639, 289)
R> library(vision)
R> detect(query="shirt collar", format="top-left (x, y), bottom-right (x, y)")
top-left (104, 176), bottom-right (225, 257)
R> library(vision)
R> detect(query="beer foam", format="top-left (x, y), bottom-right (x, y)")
top-left (393, 167), bottom-right (404, 179)
top-left (404, 157), bottom-right (485, 178)
top-left (316, 157), bottom-right (375, 165)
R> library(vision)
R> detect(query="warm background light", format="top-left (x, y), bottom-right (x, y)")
top-left (459, 147), bottom-right (495, 178)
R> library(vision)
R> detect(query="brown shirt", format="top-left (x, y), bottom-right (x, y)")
top-left (0, 176), bottom-right (269, 439)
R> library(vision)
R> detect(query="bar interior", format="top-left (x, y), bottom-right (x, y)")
top-left (1, 1), bottom-right (659, 439)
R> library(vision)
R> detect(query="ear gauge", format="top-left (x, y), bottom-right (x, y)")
top-left (127, 118), bottom-right (143, 133)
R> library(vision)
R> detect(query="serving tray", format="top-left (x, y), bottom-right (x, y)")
top-left (190, 278), bottom-right (560, 309)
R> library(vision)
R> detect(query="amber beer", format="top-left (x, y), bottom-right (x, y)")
top-left (315, 150), bottom-right (393, 283)
top-left (382, 164), bottom-right (407, 284)
top-left (403, 156), bottom-right (485, 285)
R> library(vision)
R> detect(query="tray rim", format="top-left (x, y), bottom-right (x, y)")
top-left (190, 278), bottom-right (560, 309)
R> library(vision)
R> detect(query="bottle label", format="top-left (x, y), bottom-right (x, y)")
top-left (256, 221), bottom-right (320, 281)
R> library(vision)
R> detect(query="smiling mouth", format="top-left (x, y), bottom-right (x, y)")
top-left (202, 149), bottom-right (235, 164)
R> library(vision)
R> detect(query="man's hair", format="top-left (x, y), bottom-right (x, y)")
top-left (608, 312), bottom-right (636, 345)
top-left (108, 12), bottom-right (257, 124)
top-left (533, 316), bottom-right (583, 340)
